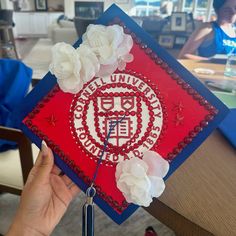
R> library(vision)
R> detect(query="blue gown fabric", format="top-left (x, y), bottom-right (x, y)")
top-left (0, 59), bottom-right (32, 152)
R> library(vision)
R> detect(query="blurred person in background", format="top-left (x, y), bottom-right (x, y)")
top-left (178, 0), bottom-right (236, 60)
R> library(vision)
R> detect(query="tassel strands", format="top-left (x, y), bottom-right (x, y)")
top-left (82, 115), bottom-right (125, 236)
top-left (82, 186), bottom-right (96, 236)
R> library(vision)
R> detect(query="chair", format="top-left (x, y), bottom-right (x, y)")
top-left (0, 10), bottom-right (18, 59)
top-left (0, 59), bottom-right (37, 195)
top-left (74, 17), bottom-right (96, 38)
top-left (47, 19), bottom-right (77, 44)
top-left (0, 126), bottom-right (38, 195)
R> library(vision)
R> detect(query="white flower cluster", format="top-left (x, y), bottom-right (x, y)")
top-left (49, 24), bottom-right (133, 94)
top-left (115, 151), bottom-right (169, 207)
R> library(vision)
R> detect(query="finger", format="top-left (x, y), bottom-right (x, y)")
top-left (33, 142), bottom-right (52, 169)
top-left (26, 149), bottom-right (44, 183)
top-left (34, 150), bottom-right (43, 167)
top-left (51, 165), bottom-right (61, 175)
top-left (27, 151), bottom-right (42, 182)
top-left (61, 174), bottom-right (73, 186)
top-left (50, 175), bottom-right (72, 207)
top-left (59, 171), bottom-right (65, 176)
top-left (69, 184), bottom-right (80, 198)
top-left (34, 141), bottom-right (54, 182)
top-left (33, 141), bottom-right (51, 167)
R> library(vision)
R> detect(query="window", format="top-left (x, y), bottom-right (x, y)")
top-left (183, 0), bottom-right (216, 21)
top-left (130, 0), bottom-right (179, 17)
top-left (129, 0), bottom-right (161, 17)
top-left (74, 1), bottom-right (104, 18)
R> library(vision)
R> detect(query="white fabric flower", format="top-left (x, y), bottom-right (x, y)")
top-left (82, 24), bottom-right (134, 77)
top-left (76, 44), bottom-right (100, 83)
top-left (49, 42), bottom-right (99, 94)
top-left (115, 151), bottom-right (169, 207)
top-left (49, 42), bottom-right (82, 93)
top-left (49, 25), bottom-right (134, 94)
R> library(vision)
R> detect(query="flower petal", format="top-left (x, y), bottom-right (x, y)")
top-left (149, 176), bottom-right (165, 198)
top-left (123, 53), bottom-right (134, 63)
top-left (82, 24), bottom-right (133, 77)
top-left (143, 150), bottom-right (169, 178)
top-left (130, 163), bottom-right (146, 178)
top-left (115, 161), bottom-right (125, 179)
top-left (57, 75), bottom-right (83, 94)
top-left (117, 60), bottom-right (126, 71)
top-left (76, 44), bottom-right (100, 82)
top-left (96, 63), bottom-right (118, 77)
top-left (115, 157), bottom-right (157, 206)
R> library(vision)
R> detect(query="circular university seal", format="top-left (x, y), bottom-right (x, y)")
top-left (70, 72), bottom-right (164, 164)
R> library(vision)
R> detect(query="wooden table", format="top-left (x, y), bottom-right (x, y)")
top-left (146, 130), bottom-right (236, 235)
top-left (179, 59), bottom-right (235, 84)
top-left (146, 59), bottom-right (236, 235)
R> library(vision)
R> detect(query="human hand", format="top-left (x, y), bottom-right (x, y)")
top-left (7, 142), bottom-right (80, 236)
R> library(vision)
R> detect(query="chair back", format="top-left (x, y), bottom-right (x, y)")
top-left (0, 125), bottom-right (34, 195)
top-left (74, 17), bottom-right (96, 38)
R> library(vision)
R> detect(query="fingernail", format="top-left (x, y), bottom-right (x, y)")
top-left (41, 140), bottom-right (48, 156)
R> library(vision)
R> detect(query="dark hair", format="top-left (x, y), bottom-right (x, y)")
top-left (213, 0), bottom-right (226, 12)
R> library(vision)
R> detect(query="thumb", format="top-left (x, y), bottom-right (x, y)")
top-left (34, 141), bottom-right (54, 181)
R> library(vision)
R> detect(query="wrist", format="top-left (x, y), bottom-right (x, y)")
top-left (6, 221), bottom-right (48, 236)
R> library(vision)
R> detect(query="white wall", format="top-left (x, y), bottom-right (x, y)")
top-left (64, 0), bottom-right (134, 19)
top-left (0, 0), bottom-right (13, 9)
top-left (64, 0), bottom-right (75, 18)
